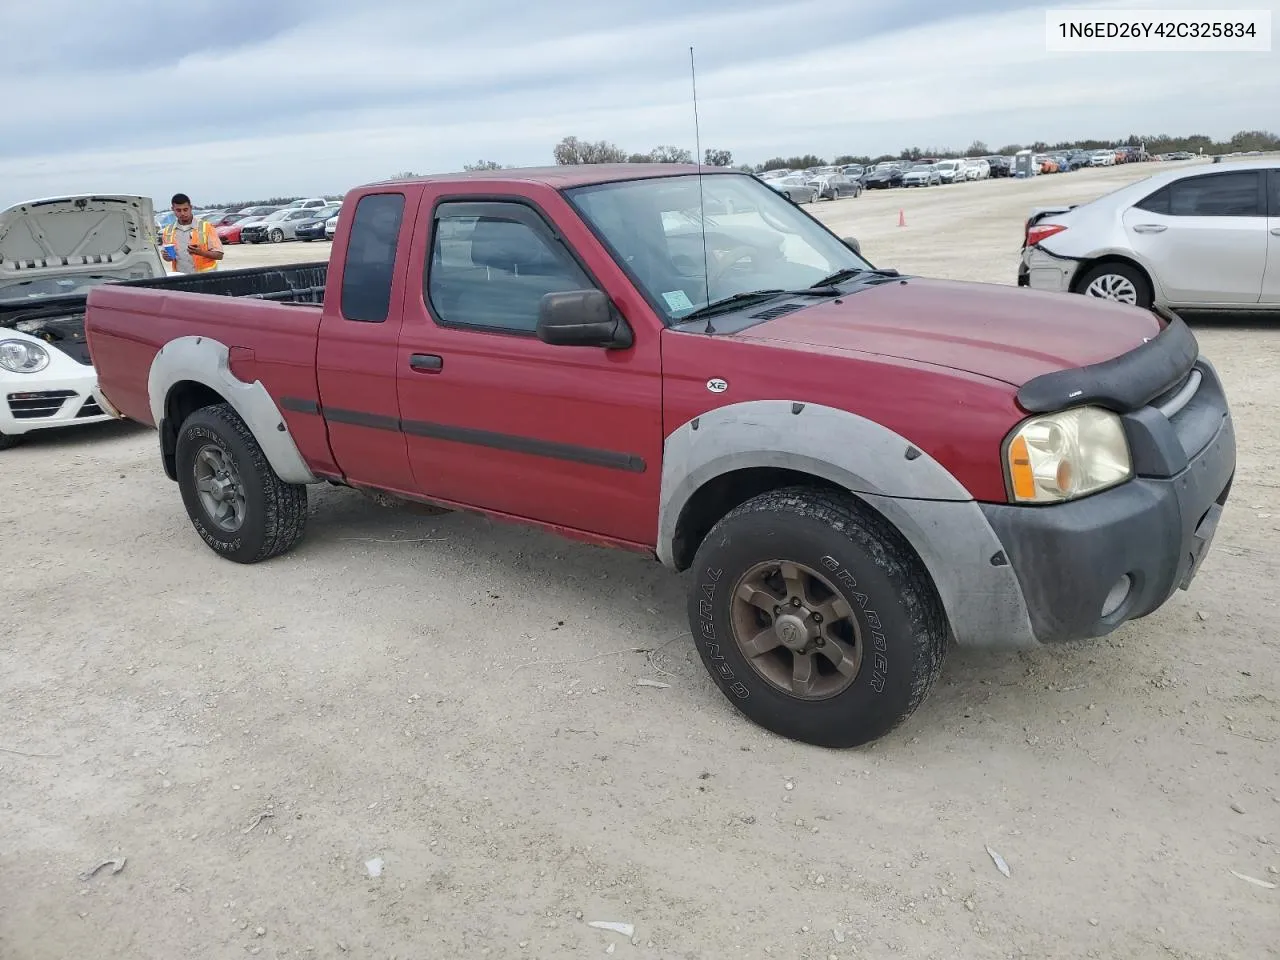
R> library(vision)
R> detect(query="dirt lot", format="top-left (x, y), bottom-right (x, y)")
top-left (3, 161), bottom-right (1277, 960)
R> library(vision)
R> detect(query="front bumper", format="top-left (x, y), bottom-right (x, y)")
top-left (980, 359), bottom-right (1236, 643)
top-left (1, 367), bottom-right (114, 436)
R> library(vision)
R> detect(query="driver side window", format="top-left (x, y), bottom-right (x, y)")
top-left (426, 202), bottom-right (594, 334)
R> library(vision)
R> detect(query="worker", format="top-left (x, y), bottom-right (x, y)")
top-left (161, 193), bottom-right (223, 273)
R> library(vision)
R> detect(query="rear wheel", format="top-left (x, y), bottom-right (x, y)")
top-left (685, 486), bottom-right (948, 748)
top-left (174, 403), bottom-right (308, 563)
top-left (1075, 261), bottom-right (1152, 308)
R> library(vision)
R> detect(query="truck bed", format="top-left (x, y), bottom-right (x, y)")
top-left (82, 263), bottom-right (329, 428)
top-left (3, 263), bottom-right (327, 367)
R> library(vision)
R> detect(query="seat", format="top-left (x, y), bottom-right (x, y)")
top-left (445, 217), bottom-right (586, 331)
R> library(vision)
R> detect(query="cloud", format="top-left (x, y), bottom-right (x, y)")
top-left (1, 0), bottom-right (1275, 205)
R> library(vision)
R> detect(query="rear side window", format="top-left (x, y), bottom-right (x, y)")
top-left (1269, 169), bottom-right (1280, 216)
top-left (340, 192), bottom-right (405, 322)
top-left (1137, 171), bottom-right (1263, 218)
top-left (1134, 186), bottom-right (1170, 214)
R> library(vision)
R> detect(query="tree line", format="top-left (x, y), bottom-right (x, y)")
top-left (544, 129), bottom-right (1279, 173)
top-left (209, 129), bottom-right (1277, 209)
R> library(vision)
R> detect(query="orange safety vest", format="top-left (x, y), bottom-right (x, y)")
top-left (162, 218), bottom-right (219, 272)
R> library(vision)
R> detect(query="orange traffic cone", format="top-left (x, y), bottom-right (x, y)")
top-left (898, 209), bottom-right (906, 227)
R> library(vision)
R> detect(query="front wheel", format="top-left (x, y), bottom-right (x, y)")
top-left (0, 429), bottom-right (21, 451)
top-left (686, 486), bottom-right (948, 748)
top-left (174, 403), bottom-right (308, 563)
top-left (270, 229), bottom-right (285, 243)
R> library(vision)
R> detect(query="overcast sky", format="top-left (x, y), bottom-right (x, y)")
top-left (1, 0), bottom-right (1276, 207)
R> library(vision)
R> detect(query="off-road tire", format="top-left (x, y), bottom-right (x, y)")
top-left (175, 402), bottom-right (307, 563)
top-left (686, 485), bottom-right (948, 748)
top-left (0, 429), bottom-right (21, 451)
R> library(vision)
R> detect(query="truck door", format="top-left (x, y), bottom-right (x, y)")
top-left (394, 189), bottom-right (664, 547)
top-left (315, 189), bottom-right (417, 492)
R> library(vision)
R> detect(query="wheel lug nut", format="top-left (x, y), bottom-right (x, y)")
top-left (791, 597), bottom-right (802, 607)
top-left (812, 613), bottom-right (822, 623)
top-left (815, 637), bottom-right (826, 646)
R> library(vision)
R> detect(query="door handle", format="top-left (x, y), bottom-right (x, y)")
top-left (1271, 227), bottom-right (1280, 236)
top-left (1132, 224), bottom-right (1167, 234)
top-left (409, 354), bottom-right (443, 372)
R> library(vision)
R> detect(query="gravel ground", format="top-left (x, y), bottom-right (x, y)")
top-left (2, 160), bottom-right (1277, 960)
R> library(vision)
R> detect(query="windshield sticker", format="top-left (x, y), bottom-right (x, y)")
top-left (663, 289), bottom-right (695, 311)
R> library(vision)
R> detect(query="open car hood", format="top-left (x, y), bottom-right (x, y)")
top-left (0, 194), bottom-right (166, 303)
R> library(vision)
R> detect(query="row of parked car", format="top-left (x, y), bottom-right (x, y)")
top-left (761, 155), bottom-right (1011, 201)
top-left (760, 145), bottom-right (1173, 200)
top-left (154, 198), bottom-right (343, 245)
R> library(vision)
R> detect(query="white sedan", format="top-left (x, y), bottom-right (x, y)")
top-left (0, 194), bottom-right (168, 449)
top-left (1018, 157), bottom-right (1279, 315)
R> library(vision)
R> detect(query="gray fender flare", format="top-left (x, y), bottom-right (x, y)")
top-left (657, 400), bottom-right (1038, 649)
top-left (147, 335), bottom-right (318, 485)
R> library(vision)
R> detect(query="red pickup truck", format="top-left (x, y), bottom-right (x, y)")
top-left (84, 164), bottom-right (1235, 748)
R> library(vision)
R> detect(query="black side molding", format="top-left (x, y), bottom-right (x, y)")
top-left (279, 397), bottom-right (646, 473)
top-left (280, 396), bottom-right (320, 415)
top-left (1016, 314), bottom-right (1199, 415)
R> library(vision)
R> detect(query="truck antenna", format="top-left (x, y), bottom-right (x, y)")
top-left (690, 45), bottom-right (714, 335)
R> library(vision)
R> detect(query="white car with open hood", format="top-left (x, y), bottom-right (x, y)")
top-left (0, 194), bottom-right (169, 449)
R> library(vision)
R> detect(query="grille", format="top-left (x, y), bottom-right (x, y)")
top-left (7, 390), bottom-right (75, 419)
top-left (77, 397), bottom-right (104, 418)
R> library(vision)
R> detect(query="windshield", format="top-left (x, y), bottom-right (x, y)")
top-left (564, 172), bottom-right (872, 324)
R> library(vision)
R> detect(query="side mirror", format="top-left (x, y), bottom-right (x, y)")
top-left (842, 236), bottom-right (861, 256)
top-left (536, 289), bottom-right (633, 349)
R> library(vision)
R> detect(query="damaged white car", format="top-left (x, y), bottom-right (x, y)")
top-left (0, 194), bottom-right (167, 450)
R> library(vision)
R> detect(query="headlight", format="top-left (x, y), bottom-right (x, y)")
top-left (0, 339), bottom-right (50, 374)
top-left (1004, 405), bottom-right (1131, 503)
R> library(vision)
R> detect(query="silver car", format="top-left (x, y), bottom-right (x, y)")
top-left (1019, 158), bottom-right (1279, 314)
top-left (766, 175), bottom-right (819, 204)
top-left (240, 207), bottom-right (321, 244)
top-left (901, 163), bottom-right (942, 187)
top-left (807, 173), bottom-right (862, 200)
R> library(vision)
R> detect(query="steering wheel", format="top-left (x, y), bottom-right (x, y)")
top-left (708, 245), bottom-right (758, 285)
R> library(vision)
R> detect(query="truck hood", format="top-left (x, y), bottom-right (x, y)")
top-left (734, 276), bottom-right (1163, 387)
top-left (0, 194), bottom-right (166, 304)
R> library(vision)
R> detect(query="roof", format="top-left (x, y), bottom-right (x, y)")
top-left (364, 163), bottom-right (743, 190)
